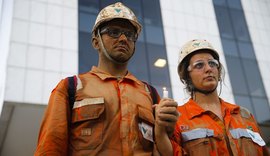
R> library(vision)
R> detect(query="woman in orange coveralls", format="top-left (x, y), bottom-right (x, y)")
top-left (155, 39), bottom-right (269, 156)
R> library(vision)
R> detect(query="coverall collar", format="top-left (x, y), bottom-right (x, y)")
top-left (90, 66), bottom-right (141, 85)
top-left (186, 98), bottom-right (240, 120)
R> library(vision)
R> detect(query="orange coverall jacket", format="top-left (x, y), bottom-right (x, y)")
top-left (170, 99), bottom-right (269, 156)
top-left (35, 66), bottom-right (160, 156)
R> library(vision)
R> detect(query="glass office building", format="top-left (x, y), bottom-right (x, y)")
top-left (0, 0), bottom-right (269, 155)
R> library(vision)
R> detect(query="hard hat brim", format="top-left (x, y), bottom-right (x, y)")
top-left (91, 18), bottom-right (142, 37)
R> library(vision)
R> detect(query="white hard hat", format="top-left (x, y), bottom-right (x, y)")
top-left (92, 2), bottom-right (142, 37)
top-left (178, 39), bottom-right (219, 72)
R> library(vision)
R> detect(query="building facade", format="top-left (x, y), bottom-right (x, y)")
top-left (0, 0), bottom-right (269, 155)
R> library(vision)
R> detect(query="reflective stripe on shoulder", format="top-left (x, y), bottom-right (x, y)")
top-left (181, 128), bottom-right (214, 142)
top-left (76, 75), bottom-right (83, 90)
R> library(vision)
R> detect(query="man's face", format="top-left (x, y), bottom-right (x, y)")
top-left (98, 19), bottom-right (136, 64)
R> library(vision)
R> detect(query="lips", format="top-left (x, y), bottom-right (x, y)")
top-left (204, 76), bottom-right (216, 81)
top-left (116, 45), bottom-right (128, 52)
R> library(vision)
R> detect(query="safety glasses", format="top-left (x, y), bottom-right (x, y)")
top-left (188, 59), bottom-right (219, 72)
top-left (100, 27), bottom-right (137, 42)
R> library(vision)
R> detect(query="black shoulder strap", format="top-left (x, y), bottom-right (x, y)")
top-left (142, 81), bottom-right (159, 104)
top-left (68, 76), bottom-right (77, 112)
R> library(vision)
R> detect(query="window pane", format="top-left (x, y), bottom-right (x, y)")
top-left (128, 42), bottom-right (149, 82)
top-left (79, 12), bottom-right (96, 32)
top-left (234, 95), bottom-right (254, 115)
top-left (237, 41), bottom-right (256, 59)
top-left (221, 38), bottom-right (239, 57)
top-left (242, 59), bottom-right (266, 97)
top-left (79, 31), bottom-right (91, 52)
top-left (213, 0), bottom-right (227, 7)
top-left (227, 0), bottom-right (242, 10)
top-left (225, 56), bottom-right (249, 95)
top-left (214, 6), bottom-right (234, 39)
top-left (142, 0), bottom-right (162, 26)
top-left (147, 43), bottom-right (170, 87)
top-left (79, 0), bottom-right (99, 14)
top-left (252, 97), bottom-right (270, 124)
top-left (230, 9), bottom-right (250, 42)
top-left (79, 32), bottom-right (98, 73)
top-left (101, 0), bottom-right (119, 8)
top-left (145, 25), bottom-right (164, 45)
top-left (122, 0), bottom-right (143, 23)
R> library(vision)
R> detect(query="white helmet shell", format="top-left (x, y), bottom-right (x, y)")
top-left (178, 39), bottom-right (219, 71)
top-left (92, 2), bottom-right (142, 37)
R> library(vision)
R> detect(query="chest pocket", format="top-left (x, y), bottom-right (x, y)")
top-left (137, 106), bottom-right (155, 151)
top-left (70, 98), bottom-right (105, 150)
top-left (182, 128), bottom-right (214, 156)
top-left (230, 128), bottom-right (265, 155)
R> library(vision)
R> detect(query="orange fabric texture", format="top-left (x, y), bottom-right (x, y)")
top-left (171, 99), bottom-right (268, 156)
top-left (35, 66), bottom-right (160, 156)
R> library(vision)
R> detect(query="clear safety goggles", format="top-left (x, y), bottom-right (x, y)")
top-left (100, 27), bottom-right (137, 42)
top-left (188, 59), bottom-right (219, 72)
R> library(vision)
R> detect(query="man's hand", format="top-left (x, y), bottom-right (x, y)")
top-left (154, 98), bottom-right (179, 136)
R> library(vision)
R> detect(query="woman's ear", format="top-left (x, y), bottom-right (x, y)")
top-left (92, 37), bottom-right (99, 50)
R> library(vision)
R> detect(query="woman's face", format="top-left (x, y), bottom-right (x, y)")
top-left (188, 51), bottom-right (220, 92)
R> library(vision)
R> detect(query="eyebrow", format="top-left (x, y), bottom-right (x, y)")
top-left (192, 58), bottom-right (215, 62)
top-left (105, 26), bottom-right (135, 31)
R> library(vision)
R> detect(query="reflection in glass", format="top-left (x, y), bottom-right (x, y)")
top-left (142, 0), bottom-right (162, 26)
top-left (79, 13), bottom-right (96, 32)
top-left (242, 59), bottom-right (266, 97)
top-left (238, 41), bottom-right (255, 59)
top-left (235, 95), bottom-right (254, 115)
top-left (128, 42), bottom-right (149, 82)
top-left (227, 0), bottom-right (242, 10)
top-left (101, 0), bottom-right (119, 8)
top-left (145, 25), bottom-right (164, 45)
top-left (147, 43), bottom-right (170, 86)
top-left (213, 0), bottom-right (227, 6)
top-left (214, 6), bottom-right (234, 39)
top-left (79, 32), bottom-right (98, 73)
top-left (221, 39), bottom-right (239, 57)
top-left (252, 97), bottom-right (270, 123)
top-left (230, 9), bottom-right (250, 42)
top-left (79, 0), bottom-right (99, 13)
top-left (225, 56), bottom-right (249, 95)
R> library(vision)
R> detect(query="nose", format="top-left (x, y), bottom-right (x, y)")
top-left (118, 33), bottom-right (128, 41)
top-left (204, 62), bottom-right (213, 71)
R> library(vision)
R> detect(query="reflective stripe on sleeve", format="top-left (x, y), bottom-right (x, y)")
top-left (181, 128), bottom-right (214, 142)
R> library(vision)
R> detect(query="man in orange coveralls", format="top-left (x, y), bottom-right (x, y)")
top-left (155, 39), bottom-right (269, 155)
top-left (35, 2), bottom-right (179, 156)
